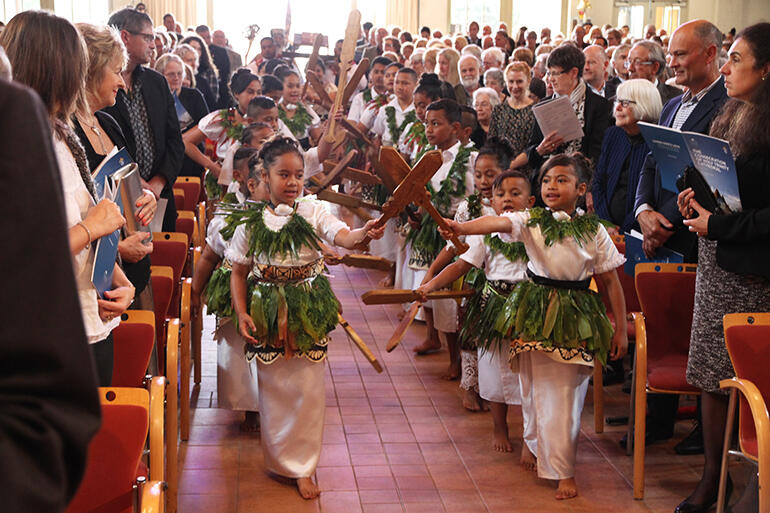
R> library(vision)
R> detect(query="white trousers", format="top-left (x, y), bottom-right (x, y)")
top-left (257, 357), bottom-right (326, 479)
top-left (215, 321), bottom-right (259, 411)
top-left (478, 345), bottom-right (521, 405)
top-left (518, 351), bottom-right (591, 480)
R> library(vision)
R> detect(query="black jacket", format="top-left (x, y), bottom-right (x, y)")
top-left (210, 43), bottom-right (232, 109)
top-left (177, 86), bottom-right (210, 178)
top-left (0, 78), bottom-right (101, 513)
top-left (708, 152), bottom-right (770, 279)
top-left (102, 65), bottom-right (185, 232)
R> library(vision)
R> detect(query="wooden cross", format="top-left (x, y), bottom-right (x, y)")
top-left (300, 33), bottom-right (324, 102)
top-left (341, 58), bottom-right (370, 106)
top-left (306, 149), bottom-right (358, 194)
top-left (322, 160), bottom-right (381, 185)
top-left (324, 9), bottom-right (361, 144)
top-left (356, 147), bottom-right (469, 253)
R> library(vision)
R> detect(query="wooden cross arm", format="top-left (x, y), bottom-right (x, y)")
top-left (316, 189), bottom-right (382, 211)
top-left (322, 160), bottom-right (381, 185)
top-left (305, 70), bottom-right (333, 110)
top-left (338, 314), bottom-right (383, 373)
top-left (333, 254), bottom-right (395, 273)
top-left (306, 149), bottom-right (357, 193)
top-left (342, 58), bottom-right (370, 106)
top-left (386, 302), bottom-right (420, 352)
top-left (339, 118), bottom-right (374, 147)
top-left (361, 289), bottom-right (474, 305)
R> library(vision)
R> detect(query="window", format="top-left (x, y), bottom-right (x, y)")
top-left (451, 0), bottom-right (500, 33)
top-left (54, 0), bottom-right (109, 25)
top-left (512, 0), bottom-right (561, 40)
top-left (2, 0), bottom-right (40, 22)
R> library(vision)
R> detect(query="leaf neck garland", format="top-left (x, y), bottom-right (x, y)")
top-left (362, 88), bottom-right (373, 103)
top-left (426, 144), bottom-right (473, 217)
top-left (466, 193), bottom-right (482, 220)
top-left (278, 102), bottom-right (313, 138)
top-left (484, 234), bottom-right (528, 263)
top-left (222, 202), bottom-right (322, 259)
top-left (365, 93), bottom-right (390, 112)
top-left (385, 106), bottom-right (417, 144)
top-left (526, 207), bottom-right (602, 247)
top-left (402, 121), bottom-right (428, 155)
top-left (220, 108), bottom-right (245, 141)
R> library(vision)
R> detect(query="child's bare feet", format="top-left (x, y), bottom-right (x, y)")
top-left (441, 360), bottom-right (460, 380)
top-left (240, 411), bottom-right (259, 432)
top-left (462, 388), bottom-right (483, 411)
top-left (493, 425), bottom-right (513, 452)
top-left (413, 338), bottom-right (441, 355)
top-left (520, 443), bottom-right (537, 471)
top-left (296, 477), bottom-right (320, 499)
top-left (555, 478), bottom-right (578, 500)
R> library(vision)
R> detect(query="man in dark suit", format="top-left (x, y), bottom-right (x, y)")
top-left (584, 44), bottom-right (617, 99)
top-left (104, 8), bottom-right (184, 232)
top-left (0, 78), bottom-right (101, 513)
top-left (631, 19), bottom-right (728, 453)
top-left (196, 24), bottom-right (232, 108)
top-left (627, 40), bottom-right (683, 106)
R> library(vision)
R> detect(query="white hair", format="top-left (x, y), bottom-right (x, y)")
top-left (461, 44), bottom-right (482, 60)
top-left (616, 78), bottom-right (663, 122)
top-left (458, 53), bottom-right (481, 71)
top-left (473, 87), bottom-right (501, 108)
top-left (481, 46), bottom-right (505, 67)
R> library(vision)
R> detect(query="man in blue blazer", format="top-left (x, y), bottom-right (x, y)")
top-left (633, 20), bottom-right (728, 261)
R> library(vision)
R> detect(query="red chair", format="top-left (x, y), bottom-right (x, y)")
top-left (175, 176), bottom-right (202, 212)
top-left (150, 266), bottom-right (174, 370)
top-left (152, 232), bottom-right (188, 318)
top-left (173, 188), bottom-right (185, 213)
top-left (716, 313), bottom-right (770, 513)
top-left (632, 262), bottom-right (699, 499)
top-left (111, 310), bottom-right (155, 387)
top-left (64, 384), bottom-right (164, 513)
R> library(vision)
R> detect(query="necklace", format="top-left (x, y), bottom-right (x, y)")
top-left (78, 114), bottom-right (108, 154)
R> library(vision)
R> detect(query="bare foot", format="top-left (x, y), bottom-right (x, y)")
top-left (441, 360), bottom-right (460, 380)
top-left (240, 411), bottom-right (259, 432)
top-left (520, 443), bottom-right (537, 471)
top-left (462, 388), bottom-right (483, 412)
top-left (555, 478), bottom-right (578, 500)
top-left (296, 477), bottom-right (320, 499)
top-left (378, 274), bottom-right (394, 287)
top-left (413, 338), bottom-right (441, 355)
top-left (493, 426), bottom-right (513, 452)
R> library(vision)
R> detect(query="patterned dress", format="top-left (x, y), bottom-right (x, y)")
top-left (488, 102), bottom-right (536, 157)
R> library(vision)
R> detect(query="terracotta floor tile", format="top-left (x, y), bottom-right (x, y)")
top-left (348, 442), bottom-right (385, 455)
top-left (178, 468), bottom-right (237, 495)
top-left (323, 424), bottom-right (346, 444)
top-left (356, 475), bottom-right (397, 490)
top-left (402, 500), bottom-right (445, 512)
top-left (316, 466), bottom-right (357, 491)
top-left (395, 475), bottom-right (436, 490)
top-left (319, 491), bottom-right (363, 513)
top-left (380, 430), bottom-right (417, 443)
top-left (350, 452), bottom-right (389, 466)
top-left (358, 489), bottom-right (401, 504)
top-left (353, 465), bottom-right (393, 478)
top-left (361, 503), bottom-right (404, 513)
top-left (179, 444), bottom-right (239, 469)
top-left (318, 444), bottom-right (351, 467)
top-left (178, 493), bottom-right (236, 513)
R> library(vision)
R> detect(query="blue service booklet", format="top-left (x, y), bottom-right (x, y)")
top-left (92, 147), bottom-right (133, 199)
top-left (623, 230), bottom-right (684, 277)
top-left (638, 122), bottom-right (742, 214)
top-left (91, 177), bottom-right (121, 299)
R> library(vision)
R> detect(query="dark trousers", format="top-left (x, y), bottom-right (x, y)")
top-left (89, 333), bottom-right (114, 387)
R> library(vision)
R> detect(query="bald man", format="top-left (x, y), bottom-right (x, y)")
top-left (583, 44), bottom-right (615, 98)
top-left (213, 29), bottom-right (243, 71)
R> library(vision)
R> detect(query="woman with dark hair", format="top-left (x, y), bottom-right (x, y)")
top-left (1, 11), bottom-right (134, 386)
top-left (674, 22), bottom-right (770, 513)
top-left (182, 68), bottom-right (261, 180)
top-left (181, 33), bottom-right (220, 109)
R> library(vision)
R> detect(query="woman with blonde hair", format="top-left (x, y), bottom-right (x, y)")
top-left (438, 47), bottom-right (461, 86)
top-left (489, 61), bottom-right (536, 158)
top-left (423, 47), bottom-right (440, 75)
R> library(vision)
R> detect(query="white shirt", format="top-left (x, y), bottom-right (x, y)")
top-left (431, 141), bottom-right (477, 218)
top-left (372, 97), bottom-right (416, 147)
top-left (279, 100), bottom-right (321, 140)
top-left (349, 87), bottom-right (377, 123)
top-left (359, 93), bottom-right (394, 130)
top-left (198, 109), bottom-right (238, 161)
top-left (226, 199), bottom-right (348, 267)
top-left (55, 136), bottom-right (120, 343)
top-left (205, 213), bottom-right (228, 259)
top-left (460, 234), bottom-right (529, 282)
top-left (499, 209), bottom-right (625, 281)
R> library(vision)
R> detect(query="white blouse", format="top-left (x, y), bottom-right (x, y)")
top-left (460, 234), bottom-right (529, 282)
top-left (205, 213), bottom-right (228, 259)
top-left (432, 141), bottom-right (476, 218)
top-left (225, 199), bottom-right (348, 268)
top-left (55, 135), bottom-right (120, 343)
top-left (499, 209), bottom-right (625, 281)
top-left (198, 109), bottom-right (238, 161)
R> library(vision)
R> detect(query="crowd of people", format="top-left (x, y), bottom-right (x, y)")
top-left (0, 5), bottom-right (768, 513)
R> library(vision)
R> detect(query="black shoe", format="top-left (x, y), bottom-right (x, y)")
top-left (674, 423), bottom-right (704, 455)
top-left (674, 477), bottom-right (732, 513)
top-left (619, 428), bottom-right (673, 449)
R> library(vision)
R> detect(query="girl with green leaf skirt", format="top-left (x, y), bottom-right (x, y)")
top-left (443, 153), bottom-right (628, 501)
top-left (227, 136), bottom-right (384, 500)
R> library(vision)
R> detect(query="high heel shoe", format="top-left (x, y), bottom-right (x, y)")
top-left (674, 476), bottom-right (733, 513)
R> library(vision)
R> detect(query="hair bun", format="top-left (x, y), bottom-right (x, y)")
top-left (418, 73), bottom-right (441, 87)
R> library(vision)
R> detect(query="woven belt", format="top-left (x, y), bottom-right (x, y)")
top-left (254, 258), bottom-right (324, 284)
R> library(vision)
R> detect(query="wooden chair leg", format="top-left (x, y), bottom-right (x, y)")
top-left (180, 279), bottom-right (192, 441)
top-left (627, 355), bottom-right (637, 457)
top-left (165, 319), bottom-right (179, 513)
top-left (594, 364), bottom-right (604, 434)
top-left (633, 382), bottom-right (647, 499)
top-left (193, 311), bottom-right (202, 385)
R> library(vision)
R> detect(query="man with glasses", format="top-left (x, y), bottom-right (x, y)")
top-left (626, 40), bottom-right (682, 106)
top-left (105, 8), bottom-right (184, 232)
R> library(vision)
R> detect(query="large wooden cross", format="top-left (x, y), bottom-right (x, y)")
top-left (357, 147), bottom-right (469, 253)
top-left (324, 9), bottom-right (361, 144)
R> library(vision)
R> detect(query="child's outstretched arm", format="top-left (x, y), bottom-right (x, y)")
top-left (597, 269), bottom-right (628, 360)
top-left (439, 215), bottom-right (513, 239)
top-left (415, 259), bottom-right (474, 302)
top-left (421, 245), bottom-right (458, 286)
top-left (334, 219), bottom-right (386, 249)
top-left (231, 262), bottom-right (259, 344)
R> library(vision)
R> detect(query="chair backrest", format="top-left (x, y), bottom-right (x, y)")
top-left (173, 188), bottom-right (185, 212)
top-left (151, 265), bottom-right (173, 370)
top-left (151, 232), bottom-right (188, 317)
top-left (176, 211), bottom-right (196, 247)
top-left (595, 237), bottom-right (642, 314)
top-left (111, 310), bottom-right (155, 387)
top-left (175, 176), bottom-right (202, 211)
top-left (724, 313), bottom-right (770, 459)
top-left (635, 263), bottom-right (697, 362)
top-left (64, 387), bottom-right (149, 513)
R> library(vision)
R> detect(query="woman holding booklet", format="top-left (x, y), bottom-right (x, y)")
top-left (1, 12), bottom-right (138, 386)
top-left (674, 22), bottom-right (770, 513)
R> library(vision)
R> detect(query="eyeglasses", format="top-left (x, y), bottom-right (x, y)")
top-left (623, 59), bottom-right (653, 69)
top-left (615, 99), bottom-right (637, 108)
top-left (128, 30), bottom-right (155, 43)
top-left (545, 69), bottom-right (567, 78)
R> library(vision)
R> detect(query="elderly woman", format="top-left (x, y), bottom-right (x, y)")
top-left (181, 34), bottom-right (220, 110)
top-left (510, 44), bottom-right (613, 175)
top-left (592, 79), bottom-right (662, 233)
top-left (409, 48), bottom-right (425, 76)
top-left (483, 67), bottom-right (505, 100)
top-left (481, 46), bottom-right (505, 72)
top-left (489, 61), bottom-right (536, 159)
top-left (1, 13), bottom-right (135, 386)
top-left (156, 53), bottom-right (209, 178)
top-left (472, 86), bottom-right (499, 146)
top-left (674, 23), bottom-right (770, 513)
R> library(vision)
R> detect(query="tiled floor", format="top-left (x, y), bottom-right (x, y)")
top-left (179, 265), bottom-right (719, 513)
